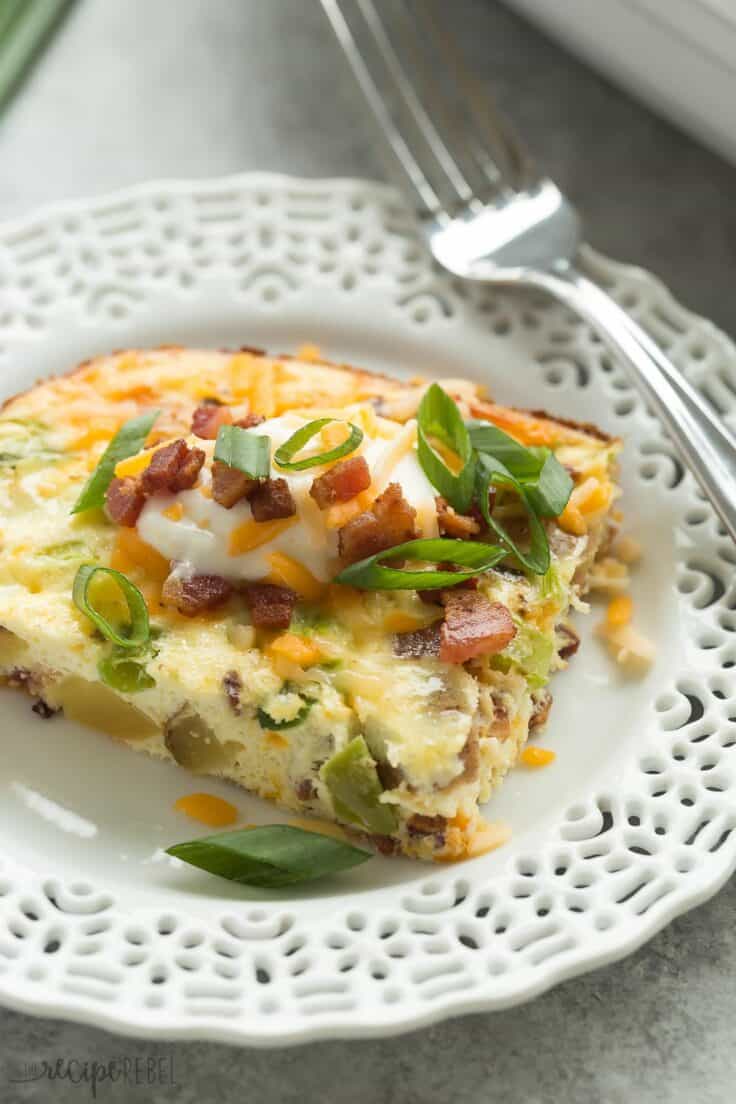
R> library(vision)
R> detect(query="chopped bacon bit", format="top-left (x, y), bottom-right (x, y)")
top-left (371, 835), bottom-right (399, 856)
top-left (309, 456), bottom-right (371, 509)
top-left (418, 569), bottom-right (479, 606)
top-left (141, 439), bottom-right (204, 494)
top-left (249, 478), bottom-right (296, 521)
top-left (161, 572), bottom-right (233, 616)
top-left (393, 623), bottom-right (441, 659)
top-left (106, 476), bottom-right (146, 527)
top-left (439, 591), bottom-right (516, 664)
top-left (373, 482), bottom-right (418, 539)
top-left (529, 689), bottom-right (553, 730)
top-left (170, 446), bottom-right (205, 491)
top-left (296, 778), bottom-right (317, 802)
top-left (376, 760), bottom-right (403, 790)
top-left (244, 582), bottom-right (296, 629)
top-left (211, 460), bottom-right (257, 508)
top-left (233, 413), bottom-right (265, 429)
top-left (458, 731), bottom-right (480, 782)
top-left (407, 814), bottom-right (447, 837)
top-left (191, 403), bottom-right (233, 439)
top-left (32, 698), bottom-right (58, 719)
top-left (337, 511), bottom-right (384, 564)
top-left (141, 439), bottom-right (187, 491)
top-left (436, 495), bottom-right (481, 539)
top-left (338, 482), bottom-right (417, 563)
top-left (557, 624), bottom-right (580, 660)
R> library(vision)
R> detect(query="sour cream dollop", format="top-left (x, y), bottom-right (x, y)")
top-left (137, 413), bottom-right (438, 583)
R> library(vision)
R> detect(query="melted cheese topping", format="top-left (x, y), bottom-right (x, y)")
top-left (137, 413), bottom-right (438, 585)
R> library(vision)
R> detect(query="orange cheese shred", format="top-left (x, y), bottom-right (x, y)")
top-left (521, 747), bottom-right (556, 767)
top-left (174, 793), bottom-right (238, 827)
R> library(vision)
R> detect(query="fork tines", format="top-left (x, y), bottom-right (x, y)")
top-left (321, 0), bottom-right (533, 221)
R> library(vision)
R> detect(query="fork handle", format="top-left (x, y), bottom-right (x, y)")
top-left (535, 265), bottom-right (736, 543)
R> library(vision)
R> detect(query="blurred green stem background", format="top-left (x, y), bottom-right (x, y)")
top-left (0, 0), bottom-right (75, 115)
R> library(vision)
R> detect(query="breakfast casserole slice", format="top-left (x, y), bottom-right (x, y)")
top-left (0, 347), bottom-right (620, 861)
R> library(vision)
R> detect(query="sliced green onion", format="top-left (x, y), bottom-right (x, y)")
top-left (166, 824), bottom-right (371, 888)
top-left (72, 565), bottom-right (150, 649)
top-left (0, 0), bottom-right (75, 115)
top-left (256, 693), bottom-right (314, 731)
top-left (504, 618), bottom-right (555, 687)
top-left (466, 420), bottom-right (545, 481)
top-left (39, 540), bottom-right (90, 561)
top-left (71, 409), bottom-right (160, 514)
top-left (417, 384), bottom-right (475, 513)
top-left (476, 455), bottom-right (550, 575)
top-left (334, 537), bottom-right (506, 591)
top-left (273, 418), bottom-right (363, 472)
top-left (98, 649), bottom-right (155, 693)
top-left (214, 425), bottom-right (271, 478)
top-left (466, 419), bottom-right (572, 517)
top-left (524, 451), bottom-right (573, 517)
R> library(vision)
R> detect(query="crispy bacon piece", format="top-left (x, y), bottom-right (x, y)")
top-left (436, 496), bottom-right (481, 539)
top-left (439, 591), bottom-right (516, 664)
top-left (457, 730), bottom-right (480, 783)
top-left (338, 482), bottom-right (417, 563)
top-left (233, 413), bottom-right (265, 429)
top-left (309, 456), bottom-right (371, 509)
top-left (211, 460), bottom-right (257, 508)
top-left (141, 439), bottom-right (204, 494)
top-left (249, 478), bottom-right (296, 521)
top-left (376, 760), bottom-right (404, 790)
top-left (296, 778), bottom-right (317, 802)
top-left (337, 511), bottom-right (384, 564)
top-left (170, 446), bottom-right (205, 491)
top-left (191, 403), bottom-right (233, 439)
top-left (244, 583), bottom-right (296, 629)
top-left (407, 814), bottom-right (446, 838)
top-left (373, 483), bottom-right (418, 539)
top-left (557, 624), bottom-right (580, 660)
top-left (529, 689), bottom-right (553, 731)
top-left (106, 476), bottom-right (146, 527)
top-left (393, 623), bottom-right (441, 658)
top-left (162, 572), bottom-right (233, 617)
top-left (371, 835), bottom-right (400, 856)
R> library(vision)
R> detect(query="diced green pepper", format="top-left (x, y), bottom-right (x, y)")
top-left (321, 735), bottom-right (398, 835)
top-left (503, 620), bottom-right (554, 686)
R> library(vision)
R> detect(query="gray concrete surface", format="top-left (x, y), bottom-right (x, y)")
top-left (1, 1), bottom-right (734, 1100)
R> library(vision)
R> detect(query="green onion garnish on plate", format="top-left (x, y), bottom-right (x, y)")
top-left (274, 418), bottom-right (363, 471)
top-left (0, 0), bottom-right (76, 116)
top-left (166, 824), bottom-right (371, 889)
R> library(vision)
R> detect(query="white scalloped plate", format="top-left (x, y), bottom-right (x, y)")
top-left (0, 175), bottom-right (734, 1046)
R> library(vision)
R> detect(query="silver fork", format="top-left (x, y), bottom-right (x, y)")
top-left (322, 0), bottom-right (736, 542)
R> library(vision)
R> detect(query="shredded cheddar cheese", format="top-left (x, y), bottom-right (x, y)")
top-left (174, 793), bottom-right (238, 827)
top-left (267, 552), bottom-right (325, 601)
top-left (266, 633), bottom-right (322, 668)
top-left (228, 516), bottom-right (297, 556)
top-left (606, 594), bottom-right (633, 627)
top-left (110, 528), bottom-right (171, 582)
top-left (163, 502), bottom-right (184, 522)
top-left (521, 747), bottom-right (556, 767)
